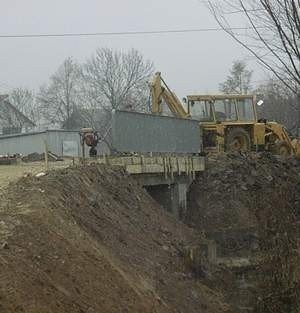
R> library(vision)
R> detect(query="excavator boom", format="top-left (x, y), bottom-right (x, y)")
top-left (150, 72), bottom-right (190, 118)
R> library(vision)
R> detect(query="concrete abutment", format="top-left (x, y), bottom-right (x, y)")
top-left (136, 175), bottom-right (192, 220)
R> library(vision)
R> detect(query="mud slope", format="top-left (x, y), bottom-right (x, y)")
top-left (186, 153), bottom-right (300, 234)
top-left (0, 164), bottom-right (228, 313)
top-left (186, 153), bottom-right (300, 312)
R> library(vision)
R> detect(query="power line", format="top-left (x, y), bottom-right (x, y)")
top-left (224, 8), bottom-right (265, 15)
top-left (0, 27), bottom-right (263, 39)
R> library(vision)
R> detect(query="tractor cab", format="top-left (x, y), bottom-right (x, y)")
top-left (186, 95), bottom-right (257, 124)
top-left (185, 95), bottom-right (258, 152)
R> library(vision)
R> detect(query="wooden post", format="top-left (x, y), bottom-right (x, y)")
top-left (44, 140), bottom-right (49, 171)
top-left (81, 140), bottom-right (85, 164)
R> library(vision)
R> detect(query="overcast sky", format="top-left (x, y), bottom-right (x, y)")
top-left (0, 0), bottom-right (264, 97)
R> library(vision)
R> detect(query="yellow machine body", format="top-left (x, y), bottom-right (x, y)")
top-left (150, 72), bottom-right (299, 156)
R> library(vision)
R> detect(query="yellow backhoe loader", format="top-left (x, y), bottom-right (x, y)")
top-left (150, 72), bottom-right (300, 156)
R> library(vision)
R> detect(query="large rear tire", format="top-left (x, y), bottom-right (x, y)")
top-left (226, 127), bottom-right (251, 153)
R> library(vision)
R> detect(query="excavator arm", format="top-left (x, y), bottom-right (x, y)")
top-left (150, 72), bottom-right (190, 118)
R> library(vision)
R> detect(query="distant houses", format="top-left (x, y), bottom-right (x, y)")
top-left (0, 95), bottom-right (35, 135)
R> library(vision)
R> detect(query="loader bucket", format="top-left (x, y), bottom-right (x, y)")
top-left (291, 139), bottom-right (300, 156)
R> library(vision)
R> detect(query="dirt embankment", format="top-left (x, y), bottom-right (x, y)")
top-left (186, 153), bottom-right (300, 312)
top-left (188, 153), bottom-right (299, 230)
top-left (0, 164), bottom-right (229, 313)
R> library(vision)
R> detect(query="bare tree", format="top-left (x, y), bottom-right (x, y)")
top-left (220, 60), bottom-right (253, 94)
top-left (9, 88), bottom-right (39, 124)
top-left (83, 48), bottom-right (153, 112)
top-left (37, 57), bottom-right (81, 126)
top-left (208, 0), bottom-right (300, 95)
top-left (77, 48), bottom-right (153, 143)
top-left (256, 79), bottom-right (299, 134)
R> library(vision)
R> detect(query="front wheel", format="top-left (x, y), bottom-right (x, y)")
top-left (273, 141), bottom-right (291, 157)
top-left (226, 127), bottom-right (251, 152)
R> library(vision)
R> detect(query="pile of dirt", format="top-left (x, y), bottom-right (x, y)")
top-left (186, 153), bottom-right (300, 244)
top-left (185, 153), bottom-right (300, 312)
top-left (0, 164), bottom-right (229, 313)
top-left (22, 152), bottom-right (62, 163)
top-left (253, 188), bottom-right (300, 313)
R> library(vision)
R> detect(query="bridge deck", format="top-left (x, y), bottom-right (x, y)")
top-left (94, 155), bottom-right (205, 178)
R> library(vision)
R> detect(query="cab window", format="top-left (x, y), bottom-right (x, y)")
top-left (189, 100), bottom-right (214, 121)
top-left (237, 99), bottom-right (255, 121)
top-left (214, 99), bottom-right (237, 121)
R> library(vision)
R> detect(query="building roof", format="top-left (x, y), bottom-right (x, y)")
top-left (0, 129), bottom-right (79, 140)
top-left (0, 95), bottom-right (36, 127)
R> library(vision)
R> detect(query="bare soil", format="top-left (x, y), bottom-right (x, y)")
top-left (0, 160), bottom-right (72, 189)
top-left (2, 153), bottom-right (299, 312)
top-left (0, 164), bottom-right (229, 313)
top-left (186, 153), bottom-right (300, 312)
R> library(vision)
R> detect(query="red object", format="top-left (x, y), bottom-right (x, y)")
top-left (84, 133), bottom-right (98, 147)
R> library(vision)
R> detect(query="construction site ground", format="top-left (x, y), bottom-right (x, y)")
top-left (0, 160), bottom-right (72, 189)
top-left (0, 162), bottom-right (229, 313)
top-left (186, 153), bottom-right (300, 312)
top-left (0, 153), bottom-right (300, 312)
